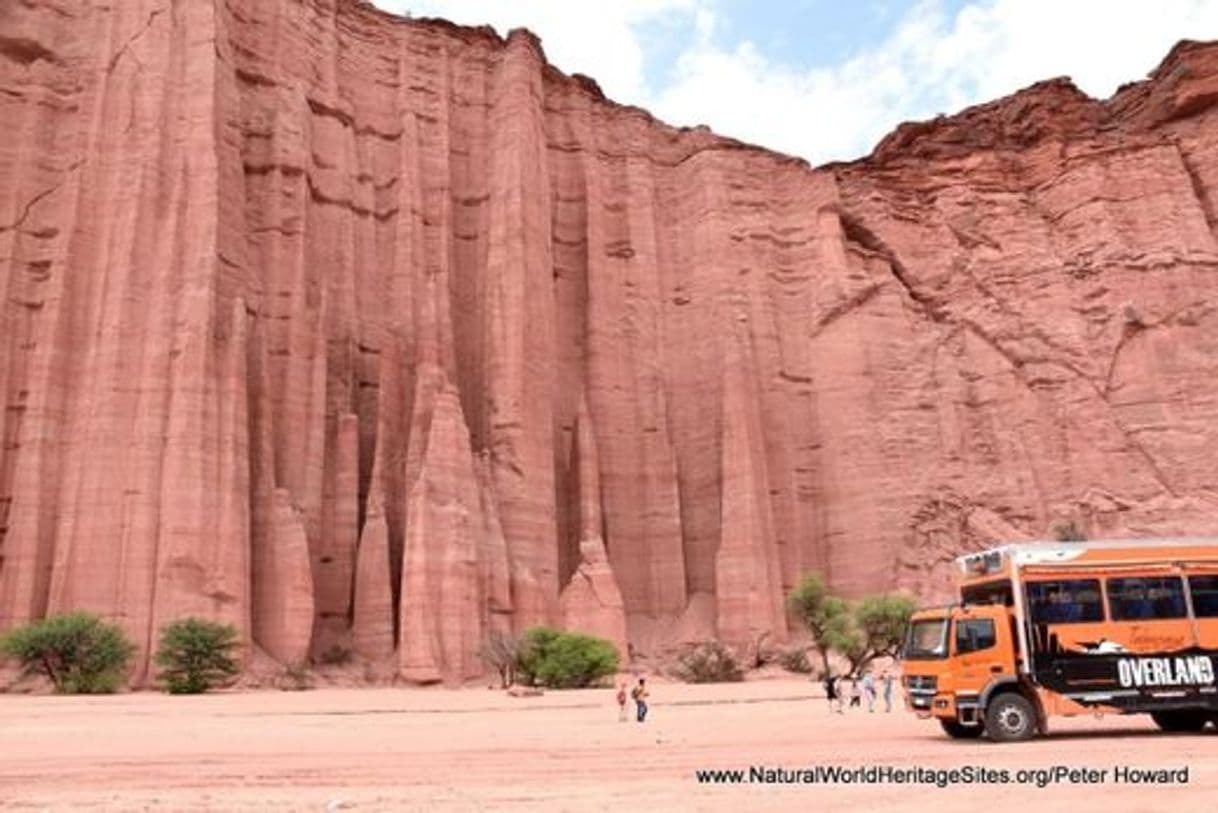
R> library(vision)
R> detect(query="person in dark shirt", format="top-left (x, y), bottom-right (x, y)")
top-left (823, 673), bottom-right (843, 713)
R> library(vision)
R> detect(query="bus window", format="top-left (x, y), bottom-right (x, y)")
top-left (1107, 577), bottom-right (1186, 620)
top-left (1188, 575), bottom-right (1218, 617)
top-left (1027, 579), bottom-right (1104, 623)
top-left (961, 580), bottom-right (1013, 606)
top-left (955, 618), bottom-right (996, 653)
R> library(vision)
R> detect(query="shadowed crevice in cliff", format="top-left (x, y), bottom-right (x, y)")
top-left (1177, 144), bottom-right (1218, 237)
top-left (106, 7), bottom-right (166, 74)
top-left (0, 165), bottom-right (80, 234)
top-left (0, 36), bottom-right (61, 67)
top-left (808, 283), bottom-right (885, 338)
top-left (837, 211), bottom-right (947, 321)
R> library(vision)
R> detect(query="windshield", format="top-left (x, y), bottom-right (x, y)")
top-left (904, 618), bottom-right (949, 660)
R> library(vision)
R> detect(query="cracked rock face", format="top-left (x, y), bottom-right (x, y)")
top-left (1, 0), bottom-right (1217, 681)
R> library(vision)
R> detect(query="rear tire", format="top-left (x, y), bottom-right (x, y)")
top-left (940, 719), bottom-right (985, 739)
top-left (1151, 710), bottom-right (1207, 732)
top-left (985, 692), bottom-right (1037, 742)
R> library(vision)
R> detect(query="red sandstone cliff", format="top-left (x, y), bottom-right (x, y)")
top-left (2, 0), bottom-right (1217, 682)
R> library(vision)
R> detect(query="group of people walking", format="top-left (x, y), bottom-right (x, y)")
top-left (822, 669), bottom-right (896, 713)
top-left (610, 667), bottom-right (897, 722)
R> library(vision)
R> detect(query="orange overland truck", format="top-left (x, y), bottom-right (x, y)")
top-left (901, 539), bottom-right (1218, 741)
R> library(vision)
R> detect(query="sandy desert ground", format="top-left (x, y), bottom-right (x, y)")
top-left (1, 677), bottom-right (1214, 812)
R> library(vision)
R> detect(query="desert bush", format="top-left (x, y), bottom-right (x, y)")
top-left (779, 647), bottom-right (812, 674)
top-left (278, 659), bottom-right (313, 691)
top-left (516, 627), bottom-right (619, 689)
top-left (515, 626), bottom-right (561, 686)
top-left (0, 612), bottom-right (134, 694)
top-left (477, 629), bottom-right (522, 688)
top-left (1051, 519), bottom-right (1087, 542)
top-left (154, 617), bottom-right (239, 694)
top-left (672, 640), bottom-right (744, 683)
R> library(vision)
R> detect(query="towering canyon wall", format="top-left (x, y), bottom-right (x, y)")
top-left (2, 0), bottom-right (1217, 681)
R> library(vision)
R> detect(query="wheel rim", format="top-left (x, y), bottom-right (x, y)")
top-left (998, 703), bottom-right (1027, 736)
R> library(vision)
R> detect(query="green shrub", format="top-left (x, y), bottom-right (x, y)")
top-left (515, 626), bottom-right (561, 686)
top-left (0, 612), bottom-right (134, 694)
top-left (154, 617), bottom-right (240, 694)
top-left (672, 640), bottom-right (744, 683)
top-left (516, 626), bottom-right (619, 689)
top-left (788, 572), bottom-right (917, 677)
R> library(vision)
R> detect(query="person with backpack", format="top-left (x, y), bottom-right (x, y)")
top-left (631, 677), bottom-right (650, 722)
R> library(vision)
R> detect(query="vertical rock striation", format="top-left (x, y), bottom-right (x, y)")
top-left (3, 0), bottom-right (1218, 679)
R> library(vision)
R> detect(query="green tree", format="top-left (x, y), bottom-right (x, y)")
top-left (849, 593), bottom-right (918, 675)
top-left (155, 617), bottom-right (240, 694)
top-left (0, 612), bottom-right (134, 694)
top-left (786, 573), bottom-right (853, 675)
top-left (516, 626), bottom-right (619, 688)
top-left (788, 574), bottom-right (917, 677)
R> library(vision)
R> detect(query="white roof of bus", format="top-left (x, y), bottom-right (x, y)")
top-left (956, 537), bottom-right (1218, 568)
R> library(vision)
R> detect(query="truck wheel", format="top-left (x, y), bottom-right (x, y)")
top-left (1151, 710), bottom-right (1207, 732)
top-left (940, 719), bottom-right (985, 739)
top-left (985, 693), bottom-right (1037, 742)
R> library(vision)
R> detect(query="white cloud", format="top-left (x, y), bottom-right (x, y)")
top-left (651, 0), bottom-right (1218, 164)
top-left (372, 0), bottom-right (700, 103)
top-left (373, 0), bottom-right (1218, 165)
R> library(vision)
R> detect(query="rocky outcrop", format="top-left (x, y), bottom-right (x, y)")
top-left (559, 397), bottom-right (628, 656)
top-left (399, 384), bottom-right (507, 683)
top-left (351, 492), bottom-right (394, 661)
top-left (254, 489), bottom-right (315, 665)
top-left (2, 0), bottom-right (1218, 680)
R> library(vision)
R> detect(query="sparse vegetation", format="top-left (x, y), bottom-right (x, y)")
top-left (477, 629), bottom-right (522, 688)
top-left (672, 640), bottom-right (744, 683)
top-left (278, 659), bottom-right (313, 691)
top-left (0, 612), bottom-right (134, 694)
top-left (778, 646), bottom-right (812, 674)
top-left (154, 617), bottom-right (240, 694)
top-left (516, 627), bottom-right (619, 689)
top-left (1051, 519), bottom-right (1087, 542)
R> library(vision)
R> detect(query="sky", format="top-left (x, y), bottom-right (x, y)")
top-left (370, 0), bottom-right (1218, 166)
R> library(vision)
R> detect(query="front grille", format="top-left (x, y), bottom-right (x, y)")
top-left (906, 675), bottom-right (937, 693)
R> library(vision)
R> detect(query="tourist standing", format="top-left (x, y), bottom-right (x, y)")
top-left (862, 671), bottom-right (877, 713)
top-left (883, 671), bottom-right (895, 712)
top-left (632, 677), bottom-right (650, 722)
top-left (848, 677), bottom-right (862, 709)
top-left (616, 681), bottom-right (629, 722)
